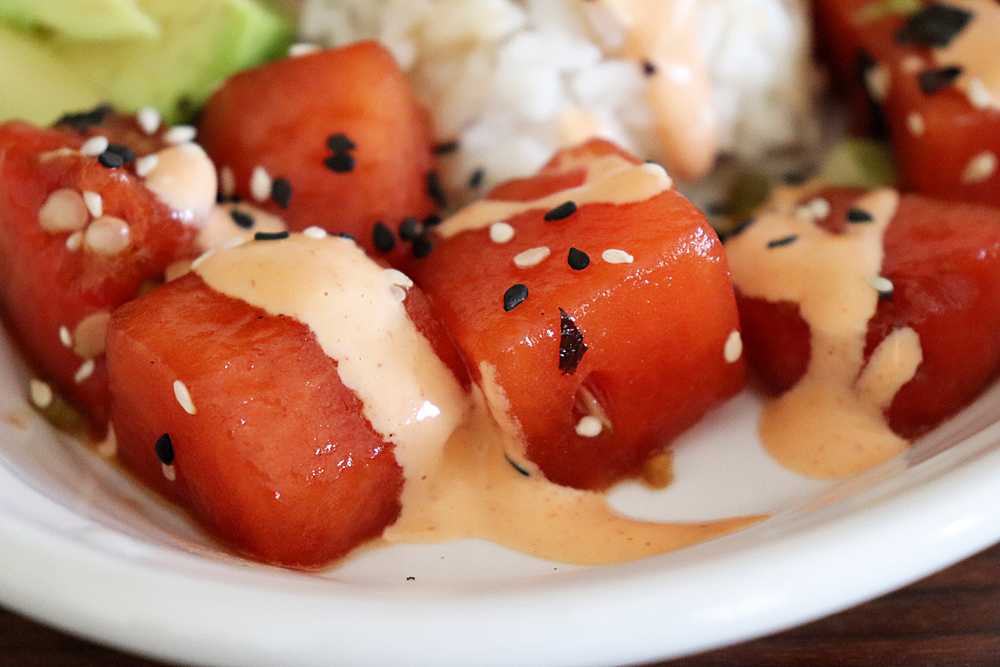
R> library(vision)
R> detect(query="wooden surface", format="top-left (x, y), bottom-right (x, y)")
top-left (2, 542), bottom-right (1000, 667)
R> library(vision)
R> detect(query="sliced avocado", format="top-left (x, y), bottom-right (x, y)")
top-left (0, 23), bottom-right (104, 125)
top-left (817, 138), bottom-right (899, 188)
top-left (47, 0), bottom-right (294, 122)
top-left (0, 0), bottom-right (159, 41)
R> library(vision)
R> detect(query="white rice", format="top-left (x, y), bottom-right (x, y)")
top-left (296, 0), bottom-right (820, 206)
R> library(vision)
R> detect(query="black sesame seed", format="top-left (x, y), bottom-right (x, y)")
top-left (433, 140), bottom-right (460, 155)
top-left (567, 247), bottom-right (590, 270)
top-left (767, 234), bottom-right (799, 249)
top-left (846, 208), bottom-right (875, 223)
top-left (326, 133), bottom-right (356, 152)
top-left (155, 433), bottom-right (174, 465)
top-left (338, 232), bottom-right (356, 241)
top-left (105, 143), bottom-right (136, 164)
top-left (642, 59), bottom-right (657, 76)
top-left (412, 235), bottom-right (433, 259)
top-left (544, 201), bottom-right (577, 222)
top-left (877, 286), bottom-right (894, 302)
top-left (324, 152), bottom-right (355, 173)
top-left (423, 213), bottom-right (442, 229)
top-left (56, 104), bottom-right (112, 132)
top-left (558, 308), bottom-right (588, 375)
top-left (720, 217), bottom-right (756, 243)
top-left (918, 66), bottom-right (964, 95)
top-left (271, 177), bottom-right (292, 209)
top-left (895, 3), bottom-right (973, 48)
top-left (505, 453), bottom-right (531, 477)
top-left (373, 222), bottom-right (395, 253)
top-left (230, 209), bottom-right (255, 229)
top-left (97, 150), bottom-right (125, 169)
top-left (503, 284), bottom-right (529, 311)
top-left (398, 217), bottom-right (421, 241)
top-left (254, 231), bottom-right (290, 241)
top-left (468, 167), bottom-right (485, 189)
top-left (426, 171), bottom-right (448, 209)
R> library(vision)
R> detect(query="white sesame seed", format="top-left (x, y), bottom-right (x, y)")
top-left (907, 112), bottom-right (924, 136)
top-left (164, 124), bottom-right (197, 145)
top-left (390, 285), bottom-right (407, 302)
top-left (162, 463), bottom-right (177, 481)
top-left (489, 221), bottom-right (515, 243)
top-left (80, 135), bottom-right (109, 157)
top-left (38, 189), bottom-right (88, 233)
top-left (74, 359), bottom-right (96, 383)
top-left (797, 197), bottom-right (831, 221)
top-left (868, 275), bottom-right (894, 295)
top-left (602, 248), bottom-right (633, 264)
top-left (724, 330), bottom-right (743, 363)
top-left (513, 246), bottom-right (551, 268)
top-left (864, 64), bottom-right (890, 102)
top-left (173, 380), bottom-right (196, 415)
top-left (135, 154), bottom-right (159, 178)
top-left (72, 311), bottom-right (111, 359)
top-left (640, 161), bottom-right (673, 188)
top-left (58, 325), bottom-right (72, 347)
top-left (965, 78), bottom-right (993, 110)
top-left (250, 166), bottom-right (272, 202)
top-left (136, 107), bottom-right (162, 135)
top-left (303, 226), bottom-right (327, 239)
top-left (575, 415), bottom-right (603, 437)
top-left (84, 216), bottom-right (131, 255)
top-left (220, 165), bottom-right (236, 198)
top-left (288, 42), bottom-right (322, 57)
top-left (65, 231), bottom-right (83, 251)
top-left (384, 268), bottom-right (413, 288)
top-left (82, 190), bottom-right (103, 218)
top-left (29, 379), bottom-right (53, 409)
top-left (961, 151), bottom-right (998, 184)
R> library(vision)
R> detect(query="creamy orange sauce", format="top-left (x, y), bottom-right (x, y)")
top-left (436, 154), bottom-right (673, 239)
top-left (726, 185), bottom-right (922, 478)
top-left (596, 0), bottom-right (718, 180)
top-left (930, 0), bottom-right (1000, 111)
top-left (191, 232), bottom-right (761, 565)
top-left (140, 143), bottom-right (217, 225)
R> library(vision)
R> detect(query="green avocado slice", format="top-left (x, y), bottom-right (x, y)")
top-left (0, 0), bottom-right (160, 41)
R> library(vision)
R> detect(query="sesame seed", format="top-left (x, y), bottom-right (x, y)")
top-left (423, 214), bottom-right (442, 229)
top-left (398, 217), bottom-right (421, 241)
top-left (767, 234), bottom-right (799, 249)
top-left (907, 112), bottom-right (925, 136)
top-left (324, 152), bottom-right (355, 173)
top-left (65, 231), bottom-right (83, 251)
top-left (29, 379), bottom-right (53, 409)
top-left (433, 140), bottom-right (459, 155)
top-left (135, 154), bottom-right (159, 178)
top-left (327, 134), bottom-right (356, 152)
top-left (288, 42), bottom-right (321, 57)
top-left (164, 125), bottom-right (197, 145)
top-left (640, 161), bottom-right (672, 185)
top-left (864, 64), bottom-right (890, 102)
top-left (513, 246), bottom-right (550, 268)
top-left (230, 209), bottom-right (255, 229)
top-left (847, 208), bottom-right (875, 223)
top-left (373, 222), bottom-right (395, 253)
top-left (80, 135), bottom-right (109, 157)
top-left (797, 197), bottom-right (831, 220)
top-left (602, 248), bottom-right (633, 264)
top-left (895, 3), bottom-right (973, 48)
top-left (505, 454), bottom-right (531, 477)
top-left (390, 285), bottom-right (407, 302)
top-left (84, 216), bottom-right (131, 255)
top-left (567, 247), bottom-right (590, 270)
top-left (83, 191), bottom-right (103, 218)
top-left (97, 150), bottom-right (124, 169)
top-left (303, 226), bottom-right (327, 239)
top-left (384, 268), bottom-right (413, 288)
top-left (173, 380), bottom-right (196, 415)
top-left (56, 105), bottom-right (111, 132)
top-left (74, 359), bottom-right (95, 383)
top-left (868, 275), bottom-right (894, 300)
top-left (575, 416), bottom-right (603, 438)
top-left (73, 311), bottom-right (111, 359)
top-left (961, 151), bottom-right (997, 184)
top-left (250, 166), bottom-right (272, 202)
top-left (426, 171), bottom-right (447, 209)
top-left (412, 236), bottom-right (433, 258)
top-left (724, 330), bottom-right (743, 363)
top-left (136, 107), bottom-right (161, 135)
top-left (918, 66), bottom-right (963, 95)
top-left (965, 78), bottom-right (993, 109)
top-left (105, 143), bottom-right (136, 164)
top-left (468, 168), bottom-right (485, 189)
top-left (486, 221), bottom-right (515, 244)
top-left (544, 201), bottom-right (577, 222)
top-left (254, 231), bottom-right (289, 241)
top-left (271, 177), bottom-right (292, 209)
top-left (503, 284), bottom-right (529, 311)
top-left (155, 433), bottom-right (175, 465)
top-left (162, 463), bottom-right (177, 481)
top-left (721, 217), bottom-right (755, 242)
top-left (38, 189), bottom-right (88, 233)
top-left (59, 326), bottom-right (72, 347)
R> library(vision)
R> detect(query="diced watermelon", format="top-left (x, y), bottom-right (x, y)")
top-left (408, 140), bottom-right (745, 490)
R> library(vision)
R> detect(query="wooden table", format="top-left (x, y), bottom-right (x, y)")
top-left (3, 542), bottom-right (1000, 667)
